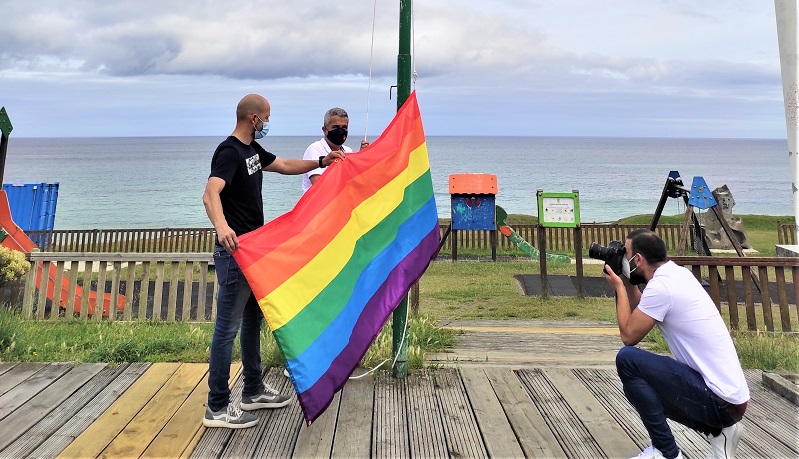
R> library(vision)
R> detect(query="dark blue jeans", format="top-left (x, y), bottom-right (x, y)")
top-left (207, 246), bottom-right (264, 412)
top-left (616, 346), bottom-right (738, 458)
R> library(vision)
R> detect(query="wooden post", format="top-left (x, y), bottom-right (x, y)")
top-left (574, 225), bottom-right (583, 298)
top-left (538, 224), bottom-right (548, 298)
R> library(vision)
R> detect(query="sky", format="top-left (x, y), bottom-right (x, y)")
top-left (0, 0), bottom-right (790, 139)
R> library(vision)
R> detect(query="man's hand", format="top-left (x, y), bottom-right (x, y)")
top-left (601, 264), bottom-right (625, 291)
top-left (360, 139), bottom-right (370, 150)
top-left (216, 224), bottom-right (239, 252)
top-left (322, 150), bottom-right (346, 167)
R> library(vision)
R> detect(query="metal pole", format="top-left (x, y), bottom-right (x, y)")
top-left (392, 0), bottom-right (412, 379)
top-left (0, 107), bottom-right (13, 186)
top-left (775, 0), bottom-right (799, 242)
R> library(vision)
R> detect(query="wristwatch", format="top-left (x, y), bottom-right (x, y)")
top-left (318, 156), bottom-right (326, 168)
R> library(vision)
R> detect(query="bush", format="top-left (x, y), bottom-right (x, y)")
top-left (0, 247), bottom-right (29, 286)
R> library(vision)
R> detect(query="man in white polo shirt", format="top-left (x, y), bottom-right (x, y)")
top-left (602, 229), bottom-right (749, 459)
top-left (301, 107), bottom-right (369, 194)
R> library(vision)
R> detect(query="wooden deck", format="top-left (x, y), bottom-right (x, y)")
top-left (0, 362), bottom-right (796, 458)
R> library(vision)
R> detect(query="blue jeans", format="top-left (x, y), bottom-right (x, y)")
top-left (207, 246), bottom-right (264, 411)
top-left (616, 346), bottom-right (738, 458)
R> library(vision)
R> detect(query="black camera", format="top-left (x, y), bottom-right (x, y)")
top-left (588, 240), bottom-right (626, 275)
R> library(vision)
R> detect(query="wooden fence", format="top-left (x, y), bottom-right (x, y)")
top-left (26, 228), bottom-right (217, 253)
top-left (777, 221), bottom-right (797, 245)
top-left (443, 223), bottom-right (684, 253)
top-left (671, 256), bottom-right (798, 332)
top-left (16, 252), bottom-right (217, 322)
top-left (11, 251), bottom-right (796, 333)
top-left (27, 224), bottom-right (686, 254)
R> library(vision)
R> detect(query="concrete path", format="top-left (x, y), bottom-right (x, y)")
top-left (428, 319), bottom-right (626, 368)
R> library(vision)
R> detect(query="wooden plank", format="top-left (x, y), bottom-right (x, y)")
top-left (94, 261), bottom-right (107, 321)
top-left (742, 267), bottom-right (757, 331)
top-left (167, 261), bottom-right (179, 321)
top-left (59, 362), bottom-right (181, 459)
top-left (294, 390), bottom-right (342, 458)
top-left (544, 368), bottom-right (639, 457)
top-left (182, 261), bottom-right (193, 321)
top-left (433, 368), bottom-right (486, 458)
top-left (65, 261), bottom-right (80, 318)
top-left (0, 362), bottom-right (17, 379)
top-left (197, 262), bottom-right (208, 321)
top-left (759, 266), bottom-right (774, 331)
top-left (139, 261), bottom-right (151, 320)
top-left (372, 371), bottom-right (409, 458)
top-left (740, 371), bottom-right (799, 458)
top-left (331, 371), bottom-right (374, 458)
top-left (0, 363), bottom-right (105, 451)
top-left (140, 364), bottom-right (210, 459)
top-left (0, 363), bottom-right (137, 459)
top-left (251, 369), bottom-right (304, 458)
top-left (224, 369), bottom-right (288, 458)
top-left (517, 368), bottom-right (603, 458)
top-left (187, 364), bottom-right (243, 459)
top-left (80, 260), bottom-right (93, 320)
top-left (405, 370), bottom-right (448, 459)
top-left (124, 260), bottom-right (137, 321)
top-left (100, 363), bottom-right (208, 458)
top-left (774, 266), bottom-right (791, 332)
top-left (21, 259), bottom-right (39, 318)
top-left (460, 367), bottom-right (524, 458)
top-left (108, 260), bottom-right (121, 321)
top-left (153, 262), bottom-right (165, 320)
top-left (725, 266), bottom-right (739, 330)
top-left (0, 362), bottom-right (45, 396)
top-left (0, 363), bottom-right (71, 421)
top-left (52, 261), bottom-right (65, 318)
top-left (484, 367), bottom-right (566, 458)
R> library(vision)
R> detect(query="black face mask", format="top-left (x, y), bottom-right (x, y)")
top-left (326, 127), bottom-right (348, 146)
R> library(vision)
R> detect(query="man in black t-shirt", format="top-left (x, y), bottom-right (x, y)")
top-left (201, 94), bottom-right (344, 429)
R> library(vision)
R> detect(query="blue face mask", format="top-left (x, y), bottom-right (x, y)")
top-left (254, 115), bottom-right (269, 139)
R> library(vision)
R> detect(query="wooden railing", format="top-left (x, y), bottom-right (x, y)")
top-left (26, 228), bottom-right (217, 253)
top-left (671, 256), bottom-right (798, 332)
top-left (441, 223), bottom-right (684, 253)
top-left (11, 252), bottom-right (796, 333)
top-left (777, 221), bottom-right (797, 245)
top-left (20, 252), bottom-right (217, 322)
top-left (27, 224), bottom-right (685, 254)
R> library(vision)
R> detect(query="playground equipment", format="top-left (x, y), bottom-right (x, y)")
top-left (495, 205), bottom-right (571, 263)
top-left (448, 173), bottom-right (498, 260)
top-left (650, 171), bottom-right (761, 291)
top-left (0, 107), bottom-right (121, 317)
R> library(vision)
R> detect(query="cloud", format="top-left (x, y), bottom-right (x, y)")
top-left (0, 0), bottom-right (788, 138)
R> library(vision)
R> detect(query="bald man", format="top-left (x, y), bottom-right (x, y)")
top-left (202, 94), bottom-right (344, 429)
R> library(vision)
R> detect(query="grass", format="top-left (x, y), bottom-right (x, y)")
top-left (0, 306), bottom-right (454, 371)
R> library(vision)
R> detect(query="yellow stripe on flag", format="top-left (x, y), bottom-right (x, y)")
top-left (259, 144), bottom-right (430, 330)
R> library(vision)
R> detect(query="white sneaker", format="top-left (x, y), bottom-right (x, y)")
top-left (706, 422), bottom-right (743, 459)
top-left (630, 445), bottom-right (683, 459)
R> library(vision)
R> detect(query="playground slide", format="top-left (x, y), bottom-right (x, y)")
top-left (495, 205), bottom-right (572, 263)
top-left (0, 190), bottom-right (123, 316)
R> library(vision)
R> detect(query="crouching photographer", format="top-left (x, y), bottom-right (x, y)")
top-left (592, 229), bottom-right (749, 459)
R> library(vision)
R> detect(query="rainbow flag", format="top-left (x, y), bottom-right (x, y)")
top-left (233, 91), bottom-right (439, 423)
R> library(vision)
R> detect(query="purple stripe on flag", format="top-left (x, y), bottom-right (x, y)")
top-left (297, 227), bottom-right (440, 423)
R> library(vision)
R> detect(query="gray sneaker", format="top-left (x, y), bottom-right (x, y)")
top-left (203, 404), bottom-right (258, 429)
top-left (241, 384), bottom-right (292, 411)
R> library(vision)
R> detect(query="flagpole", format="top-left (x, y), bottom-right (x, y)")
top-left (392, 0), bottom-right (413, 379)
top-left (775, 0), bottom-right (799, 242)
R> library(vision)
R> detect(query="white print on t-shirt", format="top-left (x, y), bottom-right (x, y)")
top-left (246, 154), bottom-right (261, 175)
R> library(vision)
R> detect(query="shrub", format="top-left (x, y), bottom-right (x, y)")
top-left (0, 247), bottom-right (29, 286)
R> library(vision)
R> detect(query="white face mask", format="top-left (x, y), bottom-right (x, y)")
top-left (622, 254), bottom-right (637, 279)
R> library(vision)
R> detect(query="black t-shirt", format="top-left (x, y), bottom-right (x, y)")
top-left (209, 136), bottom-right (276, 236)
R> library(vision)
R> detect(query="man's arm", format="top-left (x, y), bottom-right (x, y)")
top-left (265, 151), bottom-right (345, 175)
top-left (602, 265), bottom-right (656, 346)
top-left (202, 177), bottom-right (238, 252)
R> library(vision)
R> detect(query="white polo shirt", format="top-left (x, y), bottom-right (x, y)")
top-left (637, 260), bottom-right (750, 404)
top-left (301, 139), bottom-right (353, 193)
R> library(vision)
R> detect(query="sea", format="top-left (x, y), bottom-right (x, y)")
top-left (2, 136), bottom-right (794, 230)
